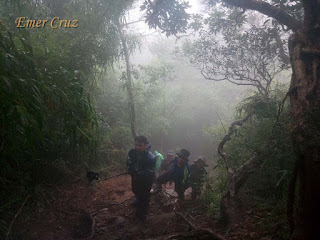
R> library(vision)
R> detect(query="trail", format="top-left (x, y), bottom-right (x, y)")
top-left (15, 174), bottom-right (274, 239)
top-left (15, 174), bottom-right (214, 239)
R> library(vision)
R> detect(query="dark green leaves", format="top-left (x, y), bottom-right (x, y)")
top-left (142, 0), bottom-right (190, 36)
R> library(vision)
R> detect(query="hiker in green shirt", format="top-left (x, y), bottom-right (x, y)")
top-left (154, 150), bottom-right (164, 177)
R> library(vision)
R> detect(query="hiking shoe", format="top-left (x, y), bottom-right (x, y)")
top-left (150, 188), bottom-right (161, 194)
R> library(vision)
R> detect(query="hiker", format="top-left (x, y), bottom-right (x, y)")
top-left (187, 155), bottom-right (208, 200)
top-left (151, 150), bottom-right (175, 192)
top-left (160, 150), bottom-right (175, 174)
top-left (156, 149), bottom-right (191, 202)
top-left (154, 150), bottom-right (164, 177)
top-left (126, 135), bottom-right (156, 223)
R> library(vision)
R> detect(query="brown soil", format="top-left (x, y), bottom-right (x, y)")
top-left (14, 174), bottom-right (275, 240)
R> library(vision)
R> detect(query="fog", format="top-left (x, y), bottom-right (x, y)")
top-left (110, 1), bottom-right (253, 161)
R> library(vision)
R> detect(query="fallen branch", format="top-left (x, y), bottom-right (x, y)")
top-left (88, 218), bottom-right (95, 240)
top-left (108, 196), bottom-right (135, 206)
top-left (175, 211), bottom-right (227, 240)
top-left (302, 47), bottom-right (320, 56)
top-left (153, 232), bottom-right (192, 239)
top-left (6, 195), bottom-right (31, 240)
top-left (186, 203), bottom-right (204, 216)
top-left (96, 172), bottom-right (128, 182)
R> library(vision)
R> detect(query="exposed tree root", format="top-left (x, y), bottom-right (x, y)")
top-left (186, 203), bottom-right (204, 216)
top-left (153, 232), bottom-right (193, 240)
top-left (88, 216), bottom-right (95, 240)
top-left (5, 195), bottom-right (30, 240)
top-left (175, 211), bottom-right (227, 240)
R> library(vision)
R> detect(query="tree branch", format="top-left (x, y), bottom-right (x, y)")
top-left (302, 47), bottom-right (320, 56)
top-left (95, 172), bottom-right (128, 182)
top-left (175, 211), bottom-right (227, 240)
top-left (222, 0), bottom-right (302, 31)
top-left (218, 112), bottom-right (252, 173)
top-left (6, 195), bottom-right (30, 240)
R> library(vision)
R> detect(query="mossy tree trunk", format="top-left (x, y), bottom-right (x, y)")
top-left (287, 4), bottom-right (320, 237)
top-left (219, 2), bottom-right (320, 238)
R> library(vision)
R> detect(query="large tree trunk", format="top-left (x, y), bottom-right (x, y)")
top-left (288, 29), bottom-right (320, 239)
top-left (286, 2), bottom-right (320, 238)
top-left (219, 1), bottom-right (319, 237)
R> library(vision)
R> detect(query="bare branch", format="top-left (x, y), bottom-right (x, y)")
top-left (175, 211), bottom-right (227, 240)
top-left (95, 172), bottom-right (128, 182)
top-left (222, 0), bottom-right (302, 31)
top-left (218, 112), bottom-right (252, 172)
top-left (6, 195), bottom-right (31, 240)
top-left (302, 47), bottom-right (320, 56)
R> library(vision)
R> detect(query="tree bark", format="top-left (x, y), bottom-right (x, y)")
top-left (288, 28), bottom-right (320, 240)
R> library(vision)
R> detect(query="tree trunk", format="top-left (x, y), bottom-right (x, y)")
top-left (288, 27), bottom-right (320, 239)
top-left (217, 112), bottom-right (267, 226)
top-left (220, 192), bottom-right (242, 226)
top-left (220, 153), bottom-right (262, 226)
top-left (118, 22), bottom-right (137, 140)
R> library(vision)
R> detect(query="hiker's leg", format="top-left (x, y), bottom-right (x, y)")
top-left (175, 184), bottom-right (185, 201)
top-left (191, 187), bottom-right (200, 200)
top-left (131, 174), bottom-right (138, 195)
top-left (135, 176), bottom-right (152, 222)
top-left (136, 189), bottom-right (150, 222)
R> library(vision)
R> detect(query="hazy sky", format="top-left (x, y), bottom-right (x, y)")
top-left (124, 0), bottom-right (205, 65)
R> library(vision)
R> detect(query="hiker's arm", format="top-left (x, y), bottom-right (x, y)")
top-left (142, 154), bottom-right (156, 177)
top-left (126, 150), bottom-right (137, 175)
top-left (157, 167), bottom-right (174, 184)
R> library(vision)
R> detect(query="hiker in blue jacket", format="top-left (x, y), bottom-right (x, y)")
top-left (126, 136), bottom-right (156, 223)
top-left (156, 149), bottom-right (191, 200)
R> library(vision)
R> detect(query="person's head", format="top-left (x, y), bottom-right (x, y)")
top-left (195, 156), bottom-right (207, 168)
top-left (134, 135), bottom-right (148, 153)
top-left (167, 150), bottom-right (174, 160)
top-left (176, 149), bottom-right (190, 166)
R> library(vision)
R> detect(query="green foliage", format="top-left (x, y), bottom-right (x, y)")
top-left (141, 0), bottom-right (190, 36)
top-left (183, 22), bottom-right (290, 96)
top-left (205, 88), bottom-right (293, 226)
top-left (0, 0), bottom-right (135, 237)
top-left (204, 168), bottom-right (228, 216)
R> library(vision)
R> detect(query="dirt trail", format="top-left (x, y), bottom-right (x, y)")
top-left (15, 174), bottom-right (273, 240)
top-left (16, 174), bottom-right (216, 240)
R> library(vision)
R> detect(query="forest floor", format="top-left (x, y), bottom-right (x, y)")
top-left (14, 172), bottom-right (277, 240)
